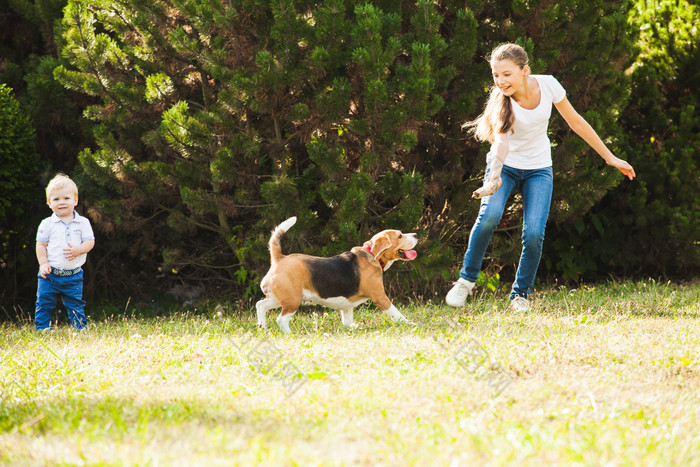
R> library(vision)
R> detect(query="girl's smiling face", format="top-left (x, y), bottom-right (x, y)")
top-left (47, 187), bottom-right (78, 220)
top-left (491, 58), bottom-right (528, 97)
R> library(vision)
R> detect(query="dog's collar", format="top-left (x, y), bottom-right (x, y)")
top-left (365, 245), bottom-right (385, 271)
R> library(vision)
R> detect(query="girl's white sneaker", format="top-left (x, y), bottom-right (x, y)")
top-left (510, 296), bottom-right (530, 313)
top-left (446, 278), bottom-right (475, 307)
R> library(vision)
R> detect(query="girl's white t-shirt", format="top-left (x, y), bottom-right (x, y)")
top-left (487, 74), bottom-right (567, 170)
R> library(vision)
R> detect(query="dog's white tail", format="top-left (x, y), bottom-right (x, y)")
top-left (269, 216), bottom-right (297, 263)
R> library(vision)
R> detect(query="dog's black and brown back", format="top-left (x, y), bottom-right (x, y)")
top-left (264, 217), bottom-right (367, 300)
top-left (304, 253), bottom-right (361, 299)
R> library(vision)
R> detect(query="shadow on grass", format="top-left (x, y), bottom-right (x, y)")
top-left (0, 392), bottom-right (279, 438)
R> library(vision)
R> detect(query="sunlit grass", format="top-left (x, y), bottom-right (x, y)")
top-left (1, 280), bottom-right (699, 465)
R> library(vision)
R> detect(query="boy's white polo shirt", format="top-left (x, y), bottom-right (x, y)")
top-left (36, 211), bottom-right (95, 269)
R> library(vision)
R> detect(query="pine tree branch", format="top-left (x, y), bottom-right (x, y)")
top-left (187, 100), bottom-right (207, 112)
top-left (75, 5), bottom-right (127, 109)
top-left (154, 202), bottom-right (222, 235)
top-left (162, 124), bottom-right (213, 160)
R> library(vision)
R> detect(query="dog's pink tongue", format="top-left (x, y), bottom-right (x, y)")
top-left (404, 250), bottom-right (418, 260)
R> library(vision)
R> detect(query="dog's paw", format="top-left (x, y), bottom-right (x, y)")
top-left (472, 179), bottom-right (500, 199)
top-left (397, 316), bottom-right (418, 326)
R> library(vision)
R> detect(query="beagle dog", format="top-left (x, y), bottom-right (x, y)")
top-left (256, 217), bottom-right (418, 334)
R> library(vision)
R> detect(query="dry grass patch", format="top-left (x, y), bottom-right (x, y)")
top-left (1, 280), bottom-right (699, 465)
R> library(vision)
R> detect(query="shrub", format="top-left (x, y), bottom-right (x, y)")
top-left (543, 0), bottom-right (700, 281)
top-left (0, 83), bottom-right (39, 221)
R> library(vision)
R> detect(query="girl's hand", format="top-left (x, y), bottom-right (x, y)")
top-left (472, 176), bottom-right (502, 199)
top-left (608, 156), bottom-right (636, 180)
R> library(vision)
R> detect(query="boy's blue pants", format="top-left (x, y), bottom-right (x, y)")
top-left (35, 271), bottom-right (86, 330)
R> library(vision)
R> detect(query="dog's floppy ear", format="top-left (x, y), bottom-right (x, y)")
top-left (369, 234), bottom-right (392, 259)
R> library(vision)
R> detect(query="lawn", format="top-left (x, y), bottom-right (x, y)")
top-left (1, 280), bottom-right (699, 466)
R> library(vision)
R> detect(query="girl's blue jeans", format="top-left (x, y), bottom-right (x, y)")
top-left (459, 165), bottom-right (553, 300)
top-left (35, 270), bottom-right (86, 330)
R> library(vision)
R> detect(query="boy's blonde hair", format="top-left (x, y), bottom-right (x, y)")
top-left (46, 173), bottom-right (79, 200)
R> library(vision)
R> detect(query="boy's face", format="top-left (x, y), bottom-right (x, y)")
top-left (47, 187), bottom-right (78, 219)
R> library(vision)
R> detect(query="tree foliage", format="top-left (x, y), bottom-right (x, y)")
top-left (0, 0), bottom-right (88, 170)
top-left (0, 83), bottom-right (41, 312)
top-left (47, 0), bottom-right (637, 301)
top-left (0, 84), bottom-right (39, 221)
top-left (543, 0), bottom-right (700, 280)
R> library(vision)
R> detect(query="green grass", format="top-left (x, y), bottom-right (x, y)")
top-left (1, 280), bottom-right (699, 466)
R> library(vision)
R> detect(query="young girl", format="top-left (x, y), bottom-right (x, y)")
top-left (446, 43), bottom-right (635, 312)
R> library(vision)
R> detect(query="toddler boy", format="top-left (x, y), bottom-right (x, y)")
top-left (35, 174), bottom-right (95, 331)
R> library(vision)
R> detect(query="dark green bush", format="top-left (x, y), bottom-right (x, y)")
top-left (0, 84), bottom-right (38, 221)
top-left (0, 83), bottom-right (41, 316)
top-left (542, 0), bottom-right (700, 281)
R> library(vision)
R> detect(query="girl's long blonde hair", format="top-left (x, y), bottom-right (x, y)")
top-left (463, 43), bottom-right (529, 142)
